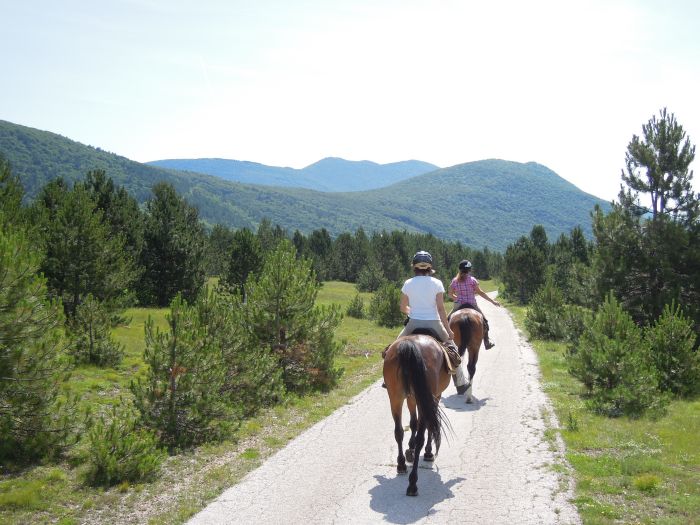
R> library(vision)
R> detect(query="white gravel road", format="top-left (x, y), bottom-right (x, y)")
top-left (188, 296), bottom-right (581, 525)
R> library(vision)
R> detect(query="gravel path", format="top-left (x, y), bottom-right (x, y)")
top-left (188, 297), bottom-right (581, 524)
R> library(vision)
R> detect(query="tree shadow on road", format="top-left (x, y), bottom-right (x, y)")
top-left (369, 468), bottom-right (465, 524)
top-left (442, 393), bottom-right (491, 412)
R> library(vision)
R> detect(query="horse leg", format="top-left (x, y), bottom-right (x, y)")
top-left (407, 421), bottom-right (426, 496)
top-left (423, 428), bottom-right (434, 461)
top-left (465, 348), bottom-right (479, 404)
top-left (453, 363), bottom-right (469, 394)
top-left (389, 392), bottom-right (407, 474)
top-left (405, 396), bottom-right (418, 464)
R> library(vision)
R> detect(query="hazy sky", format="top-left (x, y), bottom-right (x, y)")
top-left (3, 0), bottom-right (699, 201)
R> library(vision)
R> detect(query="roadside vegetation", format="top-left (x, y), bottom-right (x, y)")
top-left (499, 109), bottom-right (700, 523)
top-left (510, 303), bottom-right (700, 524)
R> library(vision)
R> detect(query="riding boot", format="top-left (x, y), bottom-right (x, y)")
top-left (484, 329), bottom-right (495, 349)
top-left (483, 318), bottom-right (495, 349)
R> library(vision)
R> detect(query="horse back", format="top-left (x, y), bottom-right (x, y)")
top-left (449, 309), bottom-right (484, 356)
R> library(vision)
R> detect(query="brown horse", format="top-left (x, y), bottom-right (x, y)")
top-left (382, 334), bottom-right (451, 496)
top-left (448, 308), bottom-right (485, 403)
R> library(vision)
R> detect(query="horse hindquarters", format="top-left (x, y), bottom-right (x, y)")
top-left (395, 339), bottom-right (443, 496)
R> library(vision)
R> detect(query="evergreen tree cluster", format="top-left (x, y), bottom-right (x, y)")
top-left (2, 155), bottom-right (349, 467)
top-left (218, 220), bottom-right (502, 294)
top-left (506, 108), bottom-right (700, 418)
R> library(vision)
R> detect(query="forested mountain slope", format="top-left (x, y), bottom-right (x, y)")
top-left (0, 119), bottom-right (609, 250)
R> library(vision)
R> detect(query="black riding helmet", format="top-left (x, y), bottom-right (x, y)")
top-left (412, 250), bottom-right (433, 269)
top-left (458, 259), bottom-right (472, 272)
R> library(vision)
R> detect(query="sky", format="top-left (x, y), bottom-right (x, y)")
top-left (2, 0), bottom-right (699, 201)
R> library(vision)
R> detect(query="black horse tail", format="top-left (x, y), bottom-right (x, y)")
top-left (455, 314), bottom-right (473, 357)
top-left (396, 339), bottom-right (444, 449)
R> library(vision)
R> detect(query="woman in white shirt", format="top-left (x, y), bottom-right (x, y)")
top-left (397, 251), bottom-right (455, 344)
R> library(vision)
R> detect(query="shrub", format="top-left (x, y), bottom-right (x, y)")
top-left (524, 278), bottom-right (566, 340)
top-left (245, 241), bottom-right (343, 394)
top-left (566, 293), bottom-right (667, 418)
top-left (369, 283), bottom-right (403, 328)
top-left (131, 294), bottom-right (236, 450)
top-left (85, 402), bottom-right (165, 486)
top-left (346, 294), bottom-right (365, 319)
top-left (68, 294), bottom-right (124, 366)
top-left (561, 305), bottom-right (593, 344)
top-left (201, 290), bottom-right (284, 417)
top-left (645, 302), bottom-right (700, 397)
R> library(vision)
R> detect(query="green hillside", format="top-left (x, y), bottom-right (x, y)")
top-left (0, 119), bottom-right (609, 250)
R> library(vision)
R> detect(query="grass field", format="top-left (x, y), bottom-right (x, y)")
top-left (508, 303), bottom-right (700, 525)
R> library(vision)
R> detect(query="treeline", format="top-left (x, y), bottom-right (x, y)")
top-left (501, 108), bottom-right (700, 418)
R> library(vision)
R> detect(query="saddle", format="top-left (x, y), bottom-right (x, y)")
top-left (382, 327), bottom-right (461, 375)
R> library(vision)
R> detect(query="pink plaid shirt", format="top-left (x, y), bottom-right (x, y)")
top-left (450, 275), bottom-right (478, 306)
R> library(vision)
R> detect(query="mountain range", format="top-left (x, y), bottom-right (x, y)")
top-left (147, 157), bottom-right (439, 192)
top-left (0, 119), bottom-right (610, 251)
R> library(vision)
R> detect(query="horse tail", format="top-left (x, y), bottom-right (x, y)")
top-left (396, 339), bottom-right (443, 447)
top-left (454, 314), bottom-right (472, 357)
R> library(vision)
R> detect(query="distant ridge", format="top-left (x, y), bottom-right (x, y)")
top-left (0, 119), bottom-right (610, 250)
top-left (147, 157), bottom-right (440, 192)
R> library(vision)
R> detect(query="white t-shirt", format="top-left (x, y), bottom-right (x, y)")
top-left (401, 276), bottom-right (445, 320)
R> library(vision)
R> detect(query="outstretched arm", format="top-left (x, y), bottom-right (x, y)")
top-left (476, 285), bottom-right (501, 307)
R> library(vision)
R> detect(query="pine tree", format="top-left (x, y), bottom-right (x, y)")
top-left (245, 240), bottom-right (343, 392)
top-left (79, 169), bottom-right (145, 262)
top-left (196, 288), bottom-right (283, 415)
top-left (0, 154), bottom-right (24, 228)
top-left (138, 183), bottom-right (206, 306)
top-left (37, 185), bottom-right (137, 317)
top-left (502, 235), bottom-right (546, 303)
top-left (131, 294), bottom-right (233, 449)
top-left (204, 224), bottom-right (235, 277)
top-left (222, 227), bottom-right (262, 301)
top-left (620, 108), bottom-right (698, 224)
top-left (69, 294), bottom-right (124, 366)
top-left (594, 110), bottom-right (700, 327)
top-left (0, 225), bottom-right (76, 462)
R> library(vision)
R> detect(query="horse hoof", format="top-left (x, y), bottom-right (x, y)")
top-left (423, 452), bottom-right (434, 462)
top-left (406, 486), bottom-right (418, 497)
top-left (405, 449), bottom-right (414, 463)
top-left (456, 384), bottom-right (468, 395)
top-left (397, 464), bottom-right (407, 474)
top-left (465, 395), bottom-right (474, 404)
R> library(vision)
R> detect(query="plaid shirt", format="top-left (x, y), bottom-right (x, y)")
top-left (450, 275), bottom-right (478, 306)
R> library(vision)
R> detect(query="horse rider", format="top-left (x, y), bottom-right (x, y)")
top-left (448, 259), bottom-right (501, 349)
top-left (397, 251), bottom-right (458, 353)
top-left (381, 250), bottom-right (461, 388)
